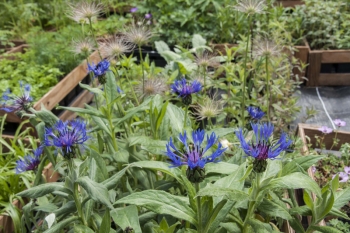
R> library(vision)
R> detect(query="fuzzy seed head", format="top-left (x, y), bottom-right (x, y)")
top-left (253, 37), bottom-right (281, 59)
top-left (71, 38), bottom-right (95, 56)
top-left (192, 97), bottom-right (223, 120)
top-left (99, 36), bottom-right (134, 59)
top-left (234, 0), bottom-right (266, 15)
top-left (123, 20), bottom-right (154, 46)
top-left (136, 77), bottom-right (168, 99)
top-left (67, 1), bottom-right (104, 24)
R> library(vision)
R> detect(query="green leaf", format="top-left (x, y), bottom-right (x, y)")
top-left (165, 103), bottom-right (187, 133)
top-left (111, 205), bottom-right (142, 233)
top-left (89, 149), bottom-right (109, 181)
top-left (315, 188), bottom-right (334, 222)
top-left (282, 155), bottom-right (325, 176)
top-left (115, 190), bottom-right (197, 226)
top-left (76, 176), bottom-right (113, 209)
top-left (58, 105), bottom-right (105, 118)
top-left (43, 216), bottom-right (79, 233)
top-left (205, 162), bottom-right (239, 175)
top-left (155, 40), bottom-right (171, 53)
top-left (263, 172), bottom-right (321, 198)
top-left (156, 101), bottom-right (168, 132)
top-left (101, 165), bottom-right (130, 190)
top-left (196, 184), bottom-right (249, 203)
top-left (99, 209), bottom-right (111, 233)
top-left (206, 128), bottom-right (236, 138)
top-left (35, 104), bottom-right (59, 127)
top-left (17, 183), bottom-right (70, 198)
top-left (131, 161), bottom-right (182, 181)
top-left (74, 225), bottom-right (96, 233)
top-left (333, 187), bottom-right (350, 209)
top-left (79, 82), bottom-right (103, 95)
top-left (308, 225), bottom-right (343, 233)
top-left (257, 199), bottom-right (292, 221)
top-left (105, 71), bottom-right (117, 104)
top-left (192, 34), bottom-right (207, 48)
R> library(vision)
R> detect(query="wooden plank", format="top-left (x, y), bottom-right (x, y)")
top-left (306, 51), bottom-right (322, 87)
top-left (293, 42), bottom-right (309, 79)
top-left (321, 51), bottom-right (350, 63)
top-left (58, 90), bottom-right (94, 121)
top-left (275, 0), bottom-right (304, 7)
top-left (34, 50), bottom-right (101, 111)
top-left (318, 73), bottom-right (350, 86)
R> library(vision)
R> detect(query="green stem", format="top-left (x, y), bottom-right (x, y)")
top-left (195, 183), bottom-right (202, 233)
top-left (183, 105), bottom-right (189, 131)
top-left (33, 155), bottom-right (47, 186)
top-left (242, 172), bottom-right (261, 232)
top-left (88, 18), bottom-right (102, 60)
top-left (241, 16), bottom-right (252, 127)
top-left (265, 56), bottom-right (270, 121)
top-left (138, 45), bottom-right (145, 95)
top-left (329, 129), bottom-right (338, 151)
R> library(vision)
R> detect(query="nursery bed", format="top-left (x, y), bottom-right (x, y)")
top-left (293, 86), bottom-right (350, 132)
top-left (0, 47), bottom-right (99, 135)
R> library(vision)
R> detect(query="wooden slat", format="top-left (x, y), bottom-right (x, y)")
top-left (293, 43), bottom-right (309, 79)
top-left (34, 50), bottom-right (101, 111)
top-left (58, 90), bottom-right (94, 121)
top-left (321, 51), bottom-right (350, 63)
top-left (306, 51), bottom-right (322, 86)
top-left (275, 0), bottom-right (304, 7)
top-left (318, 73), bottom-right (350, 86)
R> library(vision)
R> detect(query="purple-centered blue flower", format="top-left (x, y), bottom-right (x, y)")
top-left (236, 122), bottom-right (292, 160)
top-left (130, 7), bottom-right (138, 13)
top-left (170, 78), bottom-right (202, 98)
top-left (87, 59), bottom-right (110, 78)
top-left (15, 147), bottom-right (43, 174)
top-left (44, 120), bottom-right (89, 157)
top-left (0, 82), bottom-right (33, 113)
top-left (165, 129), bottom-right (226, 170)
top-left (247, 106), bottom-right (265, 120)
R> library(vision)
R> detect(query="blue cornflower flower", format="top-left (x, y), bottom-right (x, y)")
top-left (165, 129), bottom-right (226, 182)
top-left (247, 106), bottom-right (265, 121)
top-left (236, 122), bottom-right (292, 172)
top-left (171, 78), bottom-right (202, 98)
top-left (15, 147), bottom-right (43, 174)
top-left (88, 59), bottom-right (110, 84)
top-left (0, 82), bottom-right (33, 113)
top-left (44, 120), bottom-right (89, 159)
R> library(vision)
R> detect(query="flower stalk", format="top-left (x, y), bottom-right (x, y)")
top-left (195, 183), bottom-right (203, 233)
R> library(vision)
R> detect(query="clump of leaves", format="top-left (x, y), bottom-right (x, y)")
top-left (328, 219), bottom-right (350, 233)
top-left (0, 51), bottom-right (62, 101)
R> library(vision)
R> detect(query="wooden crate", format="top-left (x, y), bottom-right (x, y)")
top-left (0, 48), bottom-right (98, 134)
top-left (305, 42), bottom-right (350, 86)
top-left (293, 41), bottom-right (309, 80)
top-left (275, 0), bottom-right (304, 7)
top-left (297, 123), bottom-right (350, 226)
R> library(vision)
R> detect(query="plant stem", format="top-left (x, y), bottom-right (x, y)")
top-left (88, 18), bottom-right (102, 60)
top-left (242, 172), bottom-right (261, 233)
top-left (265, 56), bottom-right (270, 121)
top-left (241, 16), bottom-right (252, 127)
top-left (138, 45), bottom-right (145, 94)
top-left (183, 105), bottom-right (189, 131)
top-left (195, 183), bottom-right (202, 233)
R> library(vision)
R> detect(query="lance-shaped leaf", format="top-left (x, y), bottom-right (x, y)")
top-left (196, 184), bottom-right (249, 203)
top-left (262, 172), bottom-right (322, 198)
top-left (76, 176), bottom-right (113, 209)
top-left (115, 190), bottom-right (197, 226)
top-left (43, 216), bottom-right (79, 233)
top-left (102, 165), bottom-right (130, 190)
top-left (17, 183), bottom-right (71, 199)
top-left (111, 205), bottom-right (142, 233)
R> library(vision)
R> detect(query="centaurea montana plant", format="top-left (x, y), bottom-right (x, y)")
top-left (236, 122), bottom-right (292, 173)
top-left (88, 59), bottom-right (110, 84)
top-left (15, 147), bottom-right (43, 174)
top-left (170, 78), bottom-right (202, 106)
top-left (246, 106), bottom-right (265, 121)
top-left (44, 119), bottom-right (89, 159)
top-left (165, 129), bottom-right (226, 183)
top-left (0, 82), bottom-right (33, 114)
